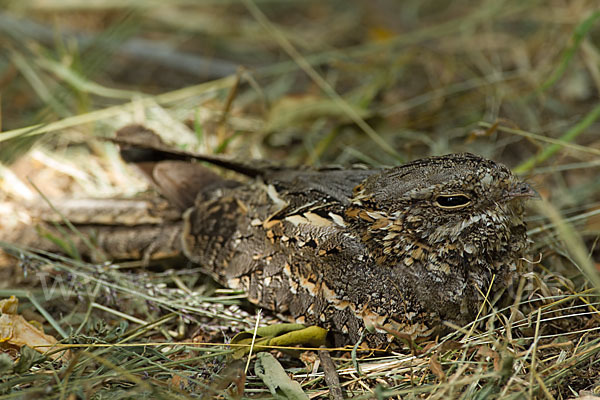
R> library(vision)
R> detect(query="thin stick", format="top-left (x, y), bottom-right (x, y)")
top-left (245, 309), bottom-right (262, 375)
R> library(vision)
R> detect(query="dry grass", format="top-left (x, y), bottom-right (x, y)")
top-left (1, 1), bottom-right (600, 398)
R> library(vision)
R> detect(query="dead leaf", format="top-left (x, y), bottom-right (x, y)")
top-left (477, 345), bottom-right (501, 371)
top-left (429, 353), bottom-right (446, 381)
top-left (0, 296), bottom-right (68, 361)
top-left (255, 352), bottom-right (308, 400)
top-left (230, 323), bottom-right (327, 359)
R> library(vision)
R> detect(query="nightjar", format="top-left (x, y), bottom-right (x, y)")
top-left (112, 125), bottom-right (536, 346)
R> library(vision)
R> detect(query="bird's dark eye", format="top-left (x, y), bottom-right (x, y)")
top-left (434, 194), bottom-right (472, 209)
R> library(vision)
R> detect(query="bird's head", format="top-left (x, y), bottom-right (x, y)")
top-left (347, 153), bottom-right (536, 259)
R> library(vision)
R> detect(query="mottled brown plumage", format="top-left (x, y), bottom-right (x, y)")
top-left (109, 125), bottom-right (536, 346)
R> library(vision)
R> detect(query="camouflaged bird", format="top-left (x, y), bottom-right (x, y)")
top-left (109, 125), bottom-right (535, 347)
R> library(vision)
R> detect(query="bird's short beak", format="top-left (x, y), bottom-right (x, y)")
top-left (507, 182), bottom-right (540, 199)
